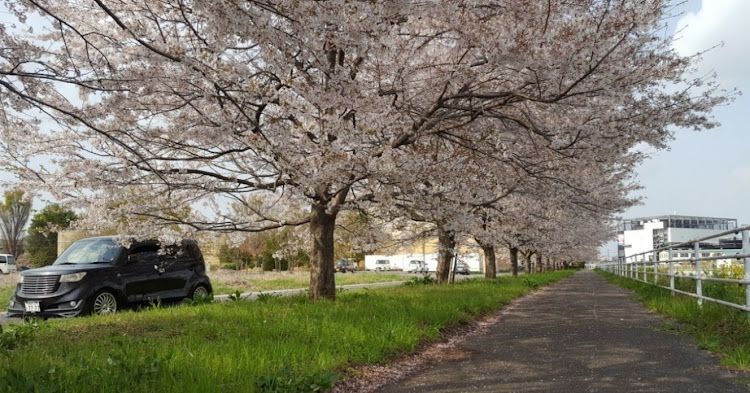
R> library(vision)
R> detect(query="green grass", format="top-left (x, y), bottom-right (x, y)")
top-left (0, 284), bottom-right (15, 308)
top-left (209, 272), bottom-right (406, 295)
top-left (210, 282), bottom-right (246, 295)
top-left (0, 270), bottom-right (574, 393)
top-left (598, 270), bottom-right (750, 370)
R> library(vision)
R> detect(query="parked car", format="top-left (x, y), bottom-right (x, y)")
top-left (0, 254), bottom-right (17, 274)
top-left (374, 259), bottom-right (391, 271)
top-left (7, 236), bottom-right (212, 318)
top-left (407, 260), bottom-right (428, 274)
top-left (335, 259), bottom-right (357, 273)
top-left (454, 262), bottom-right (470, 275)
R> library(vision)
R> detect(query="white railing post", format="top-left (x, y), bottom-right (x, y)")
top-left (695, 242), bottom-right (702, 307)
top-left (627, 257), bottom-right (630, 278)
top-left (743, 230), bottom-right (749, 319)
top-left (629, 258), bottom-right (632, 278)
top-left (636, 257), bottom-right (641, 281)
top-left (653, 251), bottom-right (659, 284)
top-left (668, 248), bottom-right (674, 296)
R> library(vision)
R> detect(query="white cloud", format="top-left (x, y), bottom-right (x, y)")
top-left (673, 0), bottom-right (750, 84)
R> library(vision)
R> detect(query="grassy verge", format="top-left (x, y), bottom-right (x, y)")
top-left (598, 270), bottom-right (750, 369)
top-left (0, 270), bottom-right (574, 393)
top-left (208, 271), bottom-right (406, 295)
top-left (0, 284), bottom-right (17, 309)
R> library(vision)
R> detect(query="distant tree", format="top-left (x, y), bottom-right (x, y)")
top-left (0, 190), bottom-right (32, 258)
top-left (25, 204), bottom-right (78, 267)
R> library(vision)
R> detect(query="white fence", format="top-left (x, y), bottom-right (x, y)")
top-left (598, 225), bottom-right (750, 315)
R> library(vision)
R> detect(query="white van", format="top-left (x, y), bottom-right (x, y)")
top-left (0, 254), bottom-right (17, 274)
top-left (374, 259), bottom-right (391, 271)
top-left (407, 260), bottom-right (428, 273)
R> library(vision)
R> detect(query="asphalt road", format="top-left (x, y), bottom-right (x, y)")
top-left (376, 270), bottom-right (749, 393)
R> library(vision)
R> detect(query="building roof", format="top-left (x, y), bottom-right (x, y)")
top-left (622, 215), bottom-right (736, 223)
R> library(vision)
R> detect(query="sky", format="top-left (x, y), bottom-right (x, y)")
top-left (600, 0), bottom-right (750, 258)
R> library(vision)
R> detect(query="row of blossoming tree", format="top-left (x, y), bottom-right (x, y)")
top-left (0, 1), bottom-right (731, 298)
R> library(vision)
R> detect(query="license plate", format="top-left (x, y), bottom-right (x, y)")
top-left (24, 301), bottom-right (40, 313)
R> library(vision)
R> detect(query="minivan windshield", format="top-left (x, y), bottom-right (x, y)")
top-left (54, 238), bottom-right (123, 265)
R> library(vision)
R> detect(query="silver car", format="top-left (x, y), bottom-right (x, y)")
top-left (454, 262), bottom-right (470, 275)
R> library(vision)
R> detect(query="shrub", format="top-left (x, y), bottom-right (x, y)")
top-left (404, 275), bottom-right (435, 286)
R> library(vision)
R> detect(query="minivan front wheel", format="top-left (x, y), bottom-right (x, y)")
top-left (88, 290), bottom-right (118, 315)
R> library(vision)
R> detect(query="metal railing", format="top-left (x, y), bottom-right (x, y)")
top-left (598, 225), bottom-right (750, 316)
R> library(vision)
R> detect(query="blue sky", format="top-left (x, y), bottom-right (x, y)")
top-left (601, 0), bottom-right (750, 257)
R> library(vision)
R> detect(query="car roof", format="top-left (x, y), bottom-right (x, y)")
top-left (75, 236), bottom-right (197, 246)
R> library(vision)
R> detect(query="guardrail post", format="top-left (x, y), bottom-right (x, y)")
top-left (743, 230), bottom-right (749, 319)
top-left (668, 248), bottom-right (674, 296)
top-left (695, 241), bottom-right (702, 307)
top-left (653, 251), bottom-right (659, 284)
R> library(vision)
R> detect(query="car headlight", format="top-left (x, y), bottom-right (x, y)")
top-left (17, 275), bottom-right (24, 284)
top-left (60, 272), bottom-right (87, 282)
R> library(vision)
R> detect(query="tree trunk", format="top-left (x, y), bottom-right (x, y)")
top-left (509, 247), bottom-right (519, 277)
top-left (481, 244), bottom-right (496, 279)
top-left (436, 223), bottom-right (456, 284)
top-left (536, 253), bottom-right (543, 273)
top-left (523, 252), bottom-right (532, 275)
top-left (309, 200), bottom-right (337, 300)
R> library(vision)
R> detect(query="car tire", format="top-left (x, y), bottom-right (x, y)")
top-left (85, 289), bottom-right (118, 315)
top-left (190, 284), bottom-right (211, 300)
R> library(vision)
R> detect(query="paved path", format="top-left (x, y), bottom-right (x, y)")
top-left (377, 270), bottom-right (748, 393)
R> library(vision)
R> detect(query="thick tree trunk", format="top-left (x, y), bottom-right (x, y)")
top-left (436, 223), bottom-right (456, 284)
top-left (509, 246), bottom-right (519, 277)
top-left (523, 252), bottom-right (532, 275)
top-left (309, 200), bottom-right (337, 300)
top-left (481, 244), bottom-right (496, 279)
top-left (536, 253), bottom-right (543, 273)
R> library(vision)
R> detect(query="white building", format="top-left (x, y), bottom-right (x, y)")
top-left (617, 215), bottom-right (739, 261)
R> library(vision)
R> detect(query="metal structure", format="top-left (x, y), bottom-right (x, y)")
top-left (600, 225), bottom-right (750, 316)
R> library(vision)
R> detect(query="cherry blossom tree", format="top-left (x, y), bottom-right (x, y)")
top-left (0, 1), bottom-right (731, 296)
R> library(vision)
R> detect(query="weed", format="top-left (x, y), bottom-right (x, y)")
top-left (657, 322), bottom-right (679, 332)
top-left (256, 292), bottom-right (281, 302)
top-left (722, 346), bottom-right (750, 369)
top-left (228, 289), bottom-right (243, 302)
top-left (0, 320), bottom-right (40, 351)
top-left (404, 275), bottom-right (435, 286)
top-left (255, 366), bottom-right (340, 393)
top-left (147, 297), bottom-right (163, 310)
top-left (182, 292), bottom-right (214, 306)
top-left (523, 278), bottom-right (539, 289)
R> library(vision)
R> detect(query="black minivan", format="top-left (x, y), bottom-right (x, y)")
top-left (7, 236), bottom-right (212, 318)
